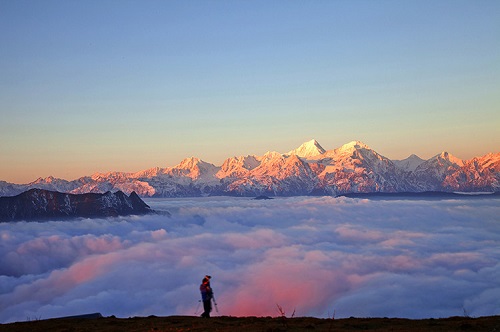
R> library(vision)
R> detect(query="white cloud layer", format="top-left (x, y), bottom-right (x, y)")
top-left (1, 196), bottom-right (499, 323)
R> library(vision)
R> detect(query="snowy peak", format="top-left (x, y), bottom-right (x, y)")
top-left (288, 139), bottom-right (326, 158)
top-left (434, 152), bottom-right (464, 167)
top-left (441, 152), bottom-right (500, 191)
top-left (476, 153), bottom-right (500, 171)
top-left (217, 155), bottom-right (260, 178)
top-left (176, 157), bottom-right (203, 170)
top-left (133, 167), bottom-right (164, 178)
top-left (338, 140), bottom-right (371, 153)
top-left (412, 151), bottom-right (465, 184)
top-left (168, 157), bottom-right (219, 181)
top-left (261, 151), bottom-right (283, 162)
top-left (90, 171), bottom-right (130, 182)
top-left (322, 140), bottom-right (373, 160)
top-left (30, 176), bottom-right (55, 184)
top-left (393, 154), bottom-right (425, 172)
top-left (175, 157), bottom-right (219, 173)
top-left (23, 176), bottom-right (75, 192)
top-left (220, 155), bottom-right (259, 171)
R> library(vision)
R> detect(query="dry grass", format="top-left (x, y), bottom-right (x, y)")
top-left (1, 315), bottom-right (500, 332)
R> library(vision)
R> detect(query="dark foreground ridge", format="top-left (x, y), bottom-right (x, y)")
top-left (339, 191), bottom-right (500, 200)
top-left (0, 315), bottom-right (499, 332)
top-left (0, 188), bottom-right (153, 222)
top-left (253, 195), bottom-right (274, 200)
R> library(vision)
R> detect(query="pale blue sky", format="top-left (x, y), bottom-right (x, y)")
top-left (1, 0), bottom-right (499, 183)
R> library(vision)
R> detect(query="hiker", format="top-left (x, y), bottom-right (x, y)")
top-left (199, 275), bottom-right (213, 318)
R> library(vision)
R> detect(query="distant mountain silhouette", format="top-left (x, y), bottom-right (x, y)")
top-left (0, 189), bottom-right (153, 222)
top-left (254, 195), bottom-right (274, 200)
top-left (339, 191), bottom-right (500, 200)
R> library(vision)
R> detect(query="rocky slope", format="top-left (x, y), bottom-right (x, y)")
top-left (0, 189), bottom-right (152, 222)
top-left (1, 140), bottom-right (499, 197)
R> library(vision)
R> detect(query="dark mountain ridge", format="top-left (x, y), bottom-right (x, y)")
top-left (0, 189), bottom-right (153, 222)
top-left (339, 191), bottom-right (500, 200)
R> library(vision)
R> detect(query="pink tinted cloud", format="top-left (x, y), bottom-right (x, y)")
top-left (218, 246), bottom-right (352, 317)
top-left (1, 233), bottom-right (127, 277)
top-left (0, 251), bottom-right (118, 312)
top-left (1, 196), bottom-right (499, 322)
top-left (334, 225), bottom-right (386, 243)
top-left (222, 229), bottom-right (287, 249)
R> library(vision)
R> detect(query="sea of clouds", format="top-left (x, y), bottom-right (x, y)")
top-left (1, 196), bottom-right (499, 323)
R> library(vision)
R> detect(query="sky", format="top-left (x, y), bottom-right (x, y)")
top-left (1, 196), bottom-right (499, 322)
top-left (1, 0), bottom-right (499, 184)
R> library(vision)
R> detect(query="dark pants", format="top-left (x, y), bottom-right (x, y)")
top-left (201, 299), bottom-right (212, 318)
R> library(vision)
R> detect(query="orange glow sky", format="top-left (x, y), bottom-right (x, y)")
top-left (1, 1), bottom-right (499, 184)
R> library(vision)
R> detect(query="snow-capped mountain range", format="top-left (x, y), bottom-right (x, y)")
top-left (1, 140), bottom-right (499, 197)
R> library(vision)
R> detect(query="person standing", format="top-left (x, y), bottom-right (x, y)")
top-left (199, 275), bottom-right (213, 318)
